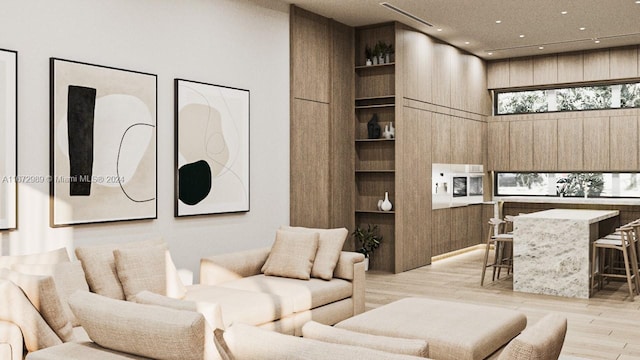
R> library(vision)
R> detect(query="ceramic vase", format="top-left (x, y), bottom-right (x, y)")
top-left (381, 192), bottom-right (392, 211)
top-left (377, 200), bottom-right (383, 211)
top-left (382, 124), bottom-right (392, 139)
top-left (366, 59), bottom-right (372, 66)
top-left (389, 121), bottom-right (395, 138)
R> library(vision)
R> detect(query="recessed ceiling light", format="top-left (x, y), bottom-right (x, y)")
top-left (495, 20), bottom-right (502, 24)
top-left (579, 27), bottom-right (586, 31)
top-left (636, 1), bottom-right (640, 4)
top-left (437, 28), bottom-right (443, 32)
top-left (519, 34), bottom-right (525, 38)
top-left (487, 52), bottom-right (493, 55)
top-left (595, 39), bottom-right (601, 43)
top-left (539, 46), bottom-right (544, 50)
top-left (464, 41), bottom-right (470, 45)
top-left (561, 11), bottom-right (568, 15)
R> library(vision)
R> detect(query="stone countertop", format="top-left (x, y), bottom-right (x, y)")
top-left (517, 209), bottom-right (619, 223)
top-left (495, 196), bottom-right (640, 206)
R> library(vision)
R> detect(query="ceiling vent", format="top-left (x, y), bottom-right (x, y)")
top-left (379, 2), bottom-right (433, 27)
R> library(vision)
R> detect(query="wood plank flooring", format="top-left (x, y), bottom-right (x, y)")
top-left (365, 248), bottom-right (640, 360)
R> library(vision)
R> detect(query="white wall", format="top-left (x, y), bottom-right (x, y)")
top-left (0, 0), bottom-right (290, 280)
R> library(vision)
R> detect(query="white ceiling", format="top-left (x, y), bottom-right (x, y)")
top-left (281, 0), bottom-right (640, 60)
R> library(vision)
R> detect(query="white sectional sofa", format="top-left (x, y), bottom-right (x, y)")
top-left (0, 226), bottom-right (366, 359)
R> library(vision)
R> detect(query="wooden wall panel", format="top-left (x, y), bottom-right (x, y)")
top-left (610, 46), bottom-right (639, 79)
top-left (466, 204), bottom-right (483, 248)
top-left (329, 21), bottom-right (355, 230)
top-left (431, 209), bottom-right (451, 256)
top-left (431, 113), bottom-right (451, 163)
top-left (487, 60), bottom-right (509, 89)
top-left (487, 121), bottom-right (510, 170)
top-left (470, 120), bottom-right (485, 165)
top-left (509, 57), bottom-right (533, 87)
top-left (417, 33), bottom-right (433, 103)
top-left (557, 52), bottom-right (584, 83)
top-left (468, 56), bottom-right (490, 115)
top-left (291, 6), bottom-right (330, 103)
top-left (509, 121), bottom-right (533, 171)
top-left (450, 50), bottom-right (465, 111)
top-left (609, 115), bottom-right (638, 170)
top-left (290, 99), bottom-right (330, 227)
top-left (400, 26), bottom-right (419, 101)
top-left (533, 120), bottom-right (558, 171)
top-left (396, 106), bottom-right (431, 271)
top-left (533, 55), bottom-right (558, 85)
top-left (583, 50), bottom-right (610, 82)
top-left (557, 118), bottom-right (584, 170)
top-left (450, 206), bottom-right (468, 251)
top-left (432, 41), bottom-right (453, 107)
top-left (451, 116), bottom-right (467, 164)
top-left (583, 116), bottom-right (610, 171)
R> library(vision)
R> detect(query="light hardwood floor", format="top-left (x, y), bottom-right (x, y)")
top-left (365, 248), bottom-right (640, 360)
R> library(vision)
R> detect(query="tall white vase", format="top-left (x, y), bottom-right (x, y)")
top-left (381, 192), bottom-right (392, 211)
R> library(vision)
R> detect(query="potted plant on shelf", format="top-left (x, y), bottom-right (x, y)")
top-left (352, 224), bottom-right (382, 271)
top-left (376, 40), bottom-right (387, 64)
top-left (373, 42), bottom-right (381, 65)
top-left (365, 45), bottom-right (373, 66)
top-left (386, 43), bottom-right (394, 63)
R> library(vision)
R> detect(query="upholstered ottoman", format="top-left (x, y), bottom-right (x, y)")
top-left (335, 297), bottom-right (527, 360)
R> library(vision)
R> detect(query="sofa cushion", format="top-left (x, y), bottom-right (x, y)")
top-left (25, 342), bottom-right (152, 360)
top-left (218, 274), bottom-right (352, 313)
top-left (0, 248), bottom-right (70, 269)
top-left (114, 245), bottom-right (166, 300)
top-left (13, 261), bottom-right (89, 327)
top-left (224, 323), bottom-right (429, 360)
top-left (0, 280), bottom-right (62, 352)
top-left (262, 230), bottom-right (319, 280)
top-left (0, 269), bottom-right (74, 342)
top-left (75, 239), bottom-right (185, 300)
top-left (280, 226), bottom-right (348, 280)
top-left (184, 284), bottom-right (294, 328)
top-left (133, 290), bottom-right (225, 330)
top-left (68, 291), bottom-right (218, 360)
top-left (302, 320), bottom-right (429, 357)
top-left (0, 320), bottom-right (24, 360)
top-left (498, 314), bottom-right (567, 360)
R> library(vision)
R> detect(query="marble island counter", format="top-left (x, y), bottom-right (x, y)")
top-left (513, 209), bottom-right (619, 299)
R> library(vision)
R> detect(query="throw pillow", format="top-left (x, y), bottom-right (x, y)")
top-left (133, 290), bottom-right (225, 330)
top-left (281, 226), bottom-right (348, 280)
top-left (0, 248), bottom-right (70, 269)
top-left (12, 262), bottom-right (89, 327)
top-left (0, 280), bottom-right (62, 352)
top-left (0, 269), bottom-right (74, 342)
top-left (75, 238), bottom-right (185, 300)
top-left (302, 320), bottom-right (429, 357)
top-left (261, 230), bottom-right (319, 280)
top-left (68, 291), bottom-right (218, 360)
top-left (114, 245), bottom-right (166, 300)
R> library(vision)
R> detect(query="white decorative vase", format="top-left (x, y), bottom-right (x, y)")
top-left (373, 57), bottom-right (378, 65)
top-left (366, 59), bottom-right (372, 66)
top-left (381, 192), bottom-right (392, 211)
top-left (389, 122), bottom-right (395, 138)
top-left (378, 55), bottom-right (385, 64)
top-left (377, 200), bottom-right (383, 211)
top-left (382, 124), bottom-right (392, 139)
top-left (363, 257), bottom-right (370, 271)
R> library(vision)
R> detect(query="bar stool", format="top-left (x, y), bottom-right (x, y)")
top-left (481, 218), bottom-right (514, 286)
top-left (591, 226), bottom-right (640, 300)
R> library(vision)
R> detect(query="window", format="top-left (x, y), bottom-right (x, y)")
top-left (495, 172), bottom-right (640, 198)
top-left (495, 82), bottom-right (640, 115)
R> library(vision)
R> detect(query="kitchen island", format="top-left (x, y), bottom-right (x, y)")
top-left (512, 209), bottom-right (619, 299)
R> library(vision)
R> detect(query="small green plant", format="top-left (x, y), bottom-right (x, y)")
top-left (365, 45), bottom-right (373, 60)
top-left (373, 42), bottom-right (382, 58)
top-left (352, 224), bottom-right (382, 258)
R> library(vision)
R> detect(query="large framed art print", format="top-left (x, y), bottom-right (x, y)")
top-left (0, 49), bottom-right (17, 230)
top-left (175, 79), bottom-right (249, 217)
top-left (50, 58), bottom-right (157, 226)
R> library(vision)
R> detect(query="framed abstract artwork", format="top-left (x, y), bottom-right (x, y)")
top-left (174, 79), bottom-right (249, 217)
top-left (0, 49), bottom-right (17, 230)
top-left (50, 58), bottom-right (157, 226)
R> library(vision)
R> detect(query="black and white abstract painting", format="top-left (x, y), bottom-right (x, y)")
top-left (0, 49), bottom-right (17, 230)
top-left (50, 58), bottom-right (157, 226)
top-left (175, 79), bottom-right (249, 216)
